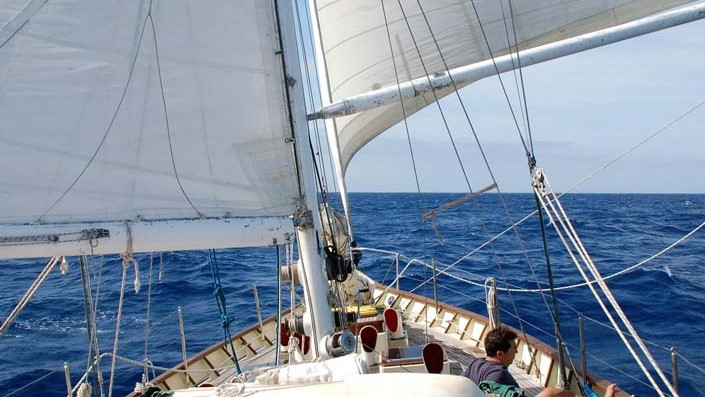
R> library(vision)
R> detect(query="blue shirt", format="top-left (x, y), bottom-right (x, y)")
top-left (462, 357), bottom-right (519, 387)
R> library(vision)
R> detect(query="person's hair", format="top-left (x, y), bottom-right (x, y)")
top-left (484, 326), bottom-right (518, 357)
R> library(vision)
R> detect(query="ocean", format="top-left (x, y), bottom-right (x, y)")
top-left (1, 193), bottom-right (703, 396)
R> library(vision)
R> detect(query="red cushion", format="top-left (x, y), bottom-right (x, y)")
top-left (422, 343), bottom-right (444, 374)
top-left (280, 322), bottom-right (289, 346)
top-left (360, 325), bottom-right (378, 353)
top-left (384, 308), bottom-right (399, 333)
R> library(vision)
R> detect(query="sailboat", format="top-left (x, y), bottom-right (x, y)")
top-left (1, 1), bottom-right (703, 396)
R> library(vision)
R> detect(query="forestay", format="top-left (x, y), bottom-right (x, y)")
top-left (0, 1), bottom-right (302, 256)
top-left (311, 0), bottom-right (696, 172)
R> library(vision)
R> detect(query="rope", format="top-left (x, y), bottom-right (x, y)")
top-left (548, 183), bottom-right (678, 396)
top-left (359, 218), bottom-right (703, 294)
top-left (107, 258), bottom-right (128, 397)
top-left (380, 0), bottom-right (427, 248)
top-left (109, 221), bottom-right (138, 397)
top-left (398, 2), bottom-right (555, 372)
top-left (143, 253), bottom-right (155, 385)
top-left (88, 252), bottom-right (106, 394)
top-left (1, 369), bottom-right (58, 397)
top-left (381, 0), bottom-right (431, 338)
top-left (294, 0), bottom-right (332, 197)
top-left (535, 171), bottom-right (675, 396)
top-left (208, 249), bottom-right (241, 373)
top-left (78, 255), bottom-right (99, 390)
top-left (499, 0), bottom-right (533, 154)
top-left (533, 190), bottom-right (569, 388)
top-left (467, 0), bottom-right (532, 158)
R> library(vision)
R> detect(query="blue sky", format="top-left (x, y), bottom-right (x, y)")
top-left (343, 18), bottom-right (705, 193)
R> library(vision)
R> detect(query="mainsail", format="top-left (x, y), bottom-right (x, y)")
top-left (311, 0), bottom-right (697, 172)
top-left (0, 1), bottom-right (303, 256)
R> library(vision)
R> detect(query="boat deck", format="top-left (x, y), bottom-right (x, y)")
top-left (136, 285), bottom-right (624, 397)
top-left (405, 321), bottom-right (544, 397)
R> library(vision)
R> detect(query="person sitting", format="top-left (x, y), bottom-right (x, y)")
top-left (463, 326), bottom-right (617, 397)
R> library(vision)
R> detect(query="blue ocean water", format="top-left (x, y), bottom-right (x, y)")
top-left (1, 193), bottom-right (703, 396)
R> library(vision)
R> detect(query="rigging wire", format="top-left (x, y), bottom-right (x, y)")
top-left (499, 0), bottom-right (534, 154)
top-left (533, 192), bottom-right (569, 387)
top-left (467, 0), bottom-right (532, 159)
top-left (295, 0), bottom-right (333, 196)
top-left (559, 97), bottom-right (705, 196)
top-left (460, 0), bottom-right (579, 383)
top-left (413, 95), bottom-right (705, 292)
top-left (381, 0), bottom-right (431, 336)
top-left (400, 271), bottom-right (692, 395)
top-left (395, 0), bottom-right (475, 191)
top-left (108, 250), bottom-right (134, 397)
top-left (408, 0), bottom-right (559, 377)
top-left (536, 181), bottom-right (676, 396)
top-left (416, 216), bottom-right (705, 293)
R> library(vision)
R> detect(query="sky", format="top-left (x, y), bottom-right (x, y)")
top-left (342, 17), bottom-right (705, 194)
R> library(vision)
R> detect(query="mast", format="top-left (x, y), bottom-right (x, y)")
top-left (306, 0), bottom-right (356, 242)
top-left (274, 0), bottom-right (335, 357)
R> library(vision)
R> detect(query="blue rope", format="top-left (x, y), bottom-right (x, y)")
top-left (208, 249), bottom-right (241, 373)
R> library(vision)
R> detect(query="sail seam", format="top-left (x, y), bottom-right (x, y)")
top-left (35, 3), bottom-right (153, 222)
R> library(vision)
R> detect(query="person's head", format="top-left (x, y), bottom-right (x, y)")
top-left (484, 326), bottom-right (518, 367)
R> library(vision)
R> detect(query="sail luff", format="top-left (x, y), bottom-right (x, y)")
top-left (310, 1), bottom-right (705, 121)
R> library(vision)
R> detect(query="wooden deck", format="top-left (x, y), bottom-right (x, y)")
top-left (128, 284), bottom-right (626, 397)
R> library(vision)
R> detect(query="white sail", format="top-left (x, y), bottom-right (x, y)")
top-left (0, 1), bottom-right (299, 225)
top-left (0, 0), bottom-right (299, 223)
top-left (311, 0), bottom-right (697, 172)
